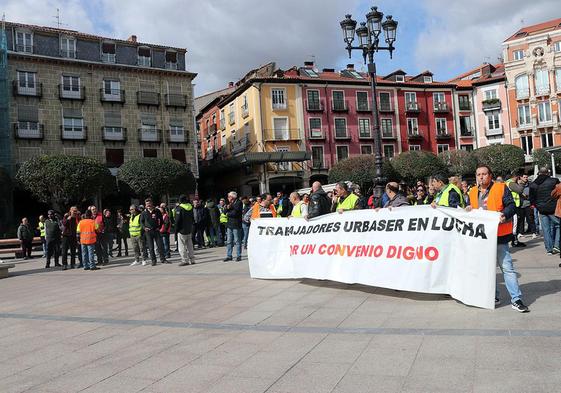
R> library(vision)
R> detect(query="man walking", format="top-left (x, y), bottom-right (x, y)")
top-left (467, 164), bottom-right (529, 312)
top-left (530, 167), bottom-right (560, 255)
top-left (128, 205), bottom-right (146, 266)
top-left (175, 195), bottom-right (196, 266)
top-left (44, 210), bottom-right (61, 269)
top-left (223, 191), bottom-right (243, 262)
top-left (140, 198), bottom-right (168, 266)
top-left (17, 217), bottom-right (34, 259)
top-left (61, 206), bottom-right (79, 270)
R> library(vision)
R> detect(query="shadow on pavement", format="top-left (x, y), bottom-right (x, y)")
top-left (519, 279), bottom-right (561, 306)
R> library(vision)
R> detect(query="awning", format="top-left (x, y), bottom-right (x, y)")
top-left (200, 151), bottom-right (311, 175)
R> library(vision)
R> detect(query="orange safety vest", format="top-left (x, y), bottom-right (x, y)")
top-left (468, 182), bottom-right (513, 237)
top-left (250, 203), bottom-right (277, 219)
top-left (77, 219), bottom-right (98, 245)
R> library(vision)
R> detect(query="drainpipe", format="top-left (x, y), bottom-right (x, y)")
top-left (323, 82), bottom-right (334, 168)
top-left (424, 88), bottom-right (431, 152)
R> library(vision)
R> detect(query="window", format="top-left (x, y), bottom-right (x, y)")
top-left (220, 109), bottom-right (225, 129)
top-left (513, 50), bottom-right (524, 60)
top-left (336, 145), bottom-right (349, 161)
top-left (302, 68), bottom-right (319, 78)
top-left (458, 95), bottom-right (470, 110)
top-left (379, 92), bottom-right (391, 111)
top-left (15, 30), bottom-right (32, 53)
top-left (60, 36), bottom-right (76, 58)
top-left (356, 91), bottom-right (369, 111)
top-left (103, 80), bottom-right (121, 101)
top-left (487, 111), bottom-right (500, 130)
top-left (381, 118), bottom-right (393, 137)
top-left (541, 133), bottom-right (554, 148)
top-left (307, 90), bottom-right (321, 110)
top-left (17, 71), bottom-right (36, 95)
top-left (405, 92), bottom-right (416, 103)
top-left (459, 116), bottom-right (472, 136)
top-left (309, 118), bottom-right (322, 138)
top-left (17, 105), bottom-right (39, 138)
top-left (228, 103), bottom-right (235, 125)
top-left (272, 88), bottom-right (286, 110)
top-left (276, 146), bottom-right (290, 171)
top-left (273, 117), bottom-right (289, 140)
top-left (61, 75), bottom-right (80, 98)
top-left (332, 91), bottom-right (346, 110)
top-left (520, 135), bottom-right (533, 155)
top-left (361, 145), bottom-right (373, 155)
top-left (534, 68), bottom-right (550, 95)
top-left (555, 68), bottom-right (561, 92)
top-left (436, 118), bottom-right (447, 134)
top-left (143, 149), bottom-right (157, 158)
top-left (241, 95), bottom-right (249, 116)
top-left (101, 41), bottom-right (116, 63)
top-left (165, 50), bottom-right (178, 70)
top-left (538, 101), bottom-right (552, 123)
top-left (359, 118), bottom-right (371, 138)
top-left (169, 125), bottom-right (185, 142)
top-left (423, 76), bottom-right (432, 83)
top-left (437, 144), bottom-right (449, 154)
top-left (137, 47), bottom-right (151, 67)
top-left (383, 144), bottom-right (395, 158)
top-left (409, 145), bottom-right (421, 151)
top-left (63, 117), bottom-right (84, 139)
top-left (460, 144), bottom-right (474, 152)
top-left (555, 42), bottom-right (561, 52)
top-left (407, 118), bottom-right (418, 135)
top-left (484, 90), bottom-right (498, 100)
top-left (105, 149), bottom-right (124, 167)
top-left (395, 75), bottom-right (405, 82)
top-left (334, 118), bottom-right (347, 138)
top-left (433, 92), bottom-right (445, 110)
top-left (171, 149), bottom-right (186, 163)
top-left (515, 74), bottom-right (530, 99)
top-left (140, 113), bottom-right (158, 141)
top-left (311, 146), bottom-right (324, 168)
top-left (518, 104), bottom-right (531, 126)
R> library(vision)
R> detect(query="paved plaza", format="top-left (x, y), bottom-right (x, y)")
top-left (0, 236), bottom-right (560, 393)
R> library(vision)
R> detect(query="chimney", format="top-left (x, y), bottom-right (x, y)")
top-left (127, 35), bottom-right (137, 43)
top-left (304, 61), bottom-right (314, 68)
top-left (481, 63), bottom-right (492, 76)
top-left (228, 82), bottom-right (234, 88)
top-left (346, 64), bottom-right (355, 70)
top-left (322, 68), bottom-right (335, 73)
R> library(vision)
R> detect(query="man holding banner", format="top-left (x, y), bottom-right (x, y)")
top-left (467, 164), bottom-right (529, 313)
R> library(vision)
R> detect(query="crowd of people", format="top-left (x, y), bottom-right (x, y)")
top-left (14, 164), bottom-right (561, 313)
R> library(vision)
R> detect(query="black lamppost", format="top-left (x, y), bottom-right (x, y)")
top-left (340, 7), bottom-right (397, 207)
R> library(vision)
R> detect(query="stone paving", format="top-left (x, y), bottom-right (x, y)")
top-left (0, 235), bottom-right (560, 393)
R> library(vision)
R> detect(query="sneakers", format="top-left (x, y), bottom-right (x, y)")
top-left (235, 256), bottom-right (242, 262)
top-left (223, 257), bottom-right (233, 262)
top-left (141, 260), bottom-right (148, 266)
top-left (511, 241), bottom-right (526, 248)
top-left (130, 260), bottom-right (139, 266)
top-left (511, 300), bottom-right (529, 313)
top-left (531, 233), bottom-right (538, 239)
top-left (553, 247), bottom-right (560, 254)
top-left (547, 252), bottom-right (553, 256)
top-left (178, 262), bottom-right (189, 266)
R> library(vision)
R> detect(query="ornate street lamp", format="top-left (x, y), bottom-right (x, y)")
top-left (340, 6), bottom-right (398, 208)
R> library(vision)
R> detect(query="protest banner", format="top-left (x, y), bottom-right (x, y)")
top-left (248, 205), bottom-right (500, 309)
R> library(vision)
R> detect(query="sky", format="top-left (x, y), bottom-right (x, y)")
top-left (2, 0), bottom-right (560, 96)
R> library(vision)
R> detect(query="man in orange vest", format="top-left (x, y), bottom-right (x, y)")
top-left (77, 210), bottom-right (99, 271)
top-left (467, 164), bottom-right (529, 313)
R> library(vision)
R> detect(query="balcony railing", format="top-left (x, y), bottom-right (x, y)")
top-left (60, 49), bottom-right (76, 58)
top-left (165, 94), bottom-right (187, 108)
top-left (14, 123), bottom-right (44, 140)
top-left (168, 130), bottom-right (188, 143)
top-left (407, 129), bottom-right (423, 139)
top-left (331, 99), bottom-right (348, 112)
top-left (311, 159), bottom-right (326, 170)
top-left (516, 89), bottom-right (530, 100)
top-left (482, 99), bottom-right (501, 111)
top-left (485, 126), bottom-right (503, 136)
top-left (60, 126), bottom-right (87, 141)
top-left (458, 102), bottom-right (471, 111)
top-left (356, 102), bottom-right (370, 112)
top-left (101, 53), bottom-right (116, 63)
top-left (460, 128), bottom-right (474, 137)
top-left (228, 114), bottom-right (235, 125)
top-left (433, 102), bottom-right (449, 113)
top-left (137, 91), bottom-right (160, 106)
top-left (209, 124), bottom-right (217, 134)
top-left (137, 56), bottom-right (151, 67)
top-left (138, 128), bottom-right (162, 143)
top-left (379, 103), bottom-right (393, 112)
top-left (102, 127), bottom-right (126, 142)
top-left (406, 102), bottom-right (420, 112)
top-left (308, 127), bottom-right (326, 139)
top-left (535, 86), bottom-right (550, 96)
top-left (12, 81), bottom-right (42, 97)
top-left (241, 106), bottom-right (249, 118)
top-left (219, 121), bottom-right (226, 131)
top-left (231, 135), bottom-right (249, 155)
top-left (15, 44), bottom-right (34, 53)
top-left (436, 130), bottom-right (452, 139)
top-left (165, 61), bottom-right (178, 70)
top-left (59, 85), bottom-right (86, 100)
top-left (263, 128), bottom-right (300, 141)
top-left (381, 129), bottom-right (396, 139)
top-left (306, 99), bottom-right (324, 112)
top-left (100, 89), bottom-right (126, 103)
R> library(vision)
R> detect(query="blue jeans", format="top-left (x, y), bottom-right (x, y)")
top-left (209, 225), bottom-right (221, 246)
top-left (161, 232), bottom-right (170, 256)
top-left (81, 244), bottom-right (96, 269)
top-left (242, 222), bottom-right (250, 248)
top-left (539, 214), bottom-right (560, 252)
top-left (497, 243), bottom-right (522, 303)
top-left (226, 227), bottom-right (242, 258)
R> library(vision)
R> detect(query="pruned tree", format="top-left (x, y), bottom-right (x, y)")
top-left (473, 144), bottom-right (525, 177)
top-left (439, 149), bottom-right (478, 177)
top-left (391, 151), bottom-right (447, 184)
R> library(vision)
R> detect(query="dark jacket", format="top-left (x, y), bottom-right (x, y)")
top-left (278, 197), bottom-right (291, 217)
top-left (61, 215), bottom-right (78, 237)
top-left (103, 216), bottom-right (116, 234)
top-left (17, 224), bottom-right (34, 241)
top-left (384, 193), bottom-right (410, 208)
top-left (193, 205), bottom-right (209, 227)
top-left (44, 218), bottom-right (61, 242)
top-left (530, 175), bottom-right (560, 215)
top-left (224, 199), bottom-right (243, 229)
top-left (308, 188), bottom-right (331, 219)
top-left (206, 201), bottom-right (220, 227)
top-left (175, 203), bottom-right (194, 235)
top-left (140, 208), bottom-right (163, 232)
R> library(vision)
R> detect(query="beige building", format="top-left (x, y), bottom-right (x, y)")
top-left (4, 22), bottom-right (197, 175)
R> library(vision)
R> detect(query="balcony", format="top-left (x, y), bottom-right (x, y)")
top-left (165, 94), bottom-right (187, 108)
top-left (102, 127), bottom-right (126, 142)
top-left (14, 123), bottom-right (44, 140)
top-left (219, 121), bottom-right (226, 131)
top-left (535, 86), bottom-right (550, 96)
top-left (459, 128), bottom-right (474, 138)
top-left (231, 135), bottom-right (249, 155)
top-left (228, 114), bottom-right (235, 125)
top-left (433, 102), bottom-right (449, 113)
top-left (15, 43), bottom-right (34, 53)
top-left (379, 103), bottom-right (394, 113)
top-left (59, 85), bottom-right (85, 100)
top-left (137, 91), bottom-right (160, 106)
top-left (458, 102), bottom-right (471, 111)
top-left (138, 128), bottom-right (162, 143)
top-left (482, 99), bottom-right (501, 111)
top-left (516, 89), bottom-right (530, 100)
top-left (137, 56), bottom-right (151, 67)
top-left (308, 127), bottom-right (326, 139)
top-left (168, 130), bottom-right (188, 143)
top-left (209, 124), bottom-right (217, 134)
top-left (516, 121), bottom-right (533, 131)
top-left (264, 128), bottom-right (301, 141)
top-left (241, 106), bottom-right (249, 118)
top-left (407, 129), bottom-right (423, 140)
top-left (406, 102), bottom-right (420, 112)
top-left (485, 126), bottom-right (503, 137)
top-left (311, 159), bottom-right (326, 170)
top-left (356, 102), bottom-right (370, 113)
top-left (306, 99), bottom-right (324, 112)
top-left (101, 53), bottom-right (116, 63)
top-left (60, 49), bottom-right (76, 58)
top-left (165, 61), bottom-right (178, 70)
top-left (12, 81), bottom-right (42, 98)
top-left (331, 100), bottom-right (348, 112)
top-left (100, 89), bottom-right (126, 103)
top-left (436, 131), bottom-right (452, 140)
top-left (60, 126), bottom-right (87, 141)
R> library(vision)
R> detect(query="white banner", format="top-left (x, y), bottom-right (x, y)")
top-left (248, 206), bottom-right (499, 309)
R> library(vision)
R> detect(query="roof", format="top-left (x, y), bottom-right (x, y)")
top-left (5, 21), bottom-right (186, 52)
top-left (504, 17), bottom-right (561, 42)
top-left (194, 86), bottom-right (235, 115)
top-left (448, 63), bottom-right (505, 87)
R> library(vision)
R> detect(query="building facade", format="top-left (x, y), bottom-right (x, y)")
top-left (3, 22), bottom-right (197, 175)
